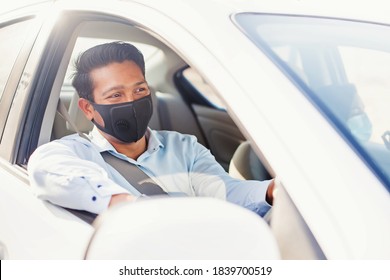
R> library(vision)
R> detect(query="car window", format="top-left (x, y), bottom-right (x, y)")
top-left (0, 19), bottom-right (32, 101)
top-left (235, 14), bottom-right (390, 192)
top-left (182, 67), bottom-right (225, 109)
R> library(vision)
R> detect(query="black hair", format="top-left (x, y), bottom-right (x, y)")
top-left (72, 41), bottom-right (145, 101)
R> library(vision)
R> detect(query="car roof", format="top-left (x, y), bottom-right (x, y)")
top-left (0, 0), bottom-right (53, 14)
top-left (4, 0), bottom-right (390, 26)
top-left (125, 0), bottom-right (390, 25)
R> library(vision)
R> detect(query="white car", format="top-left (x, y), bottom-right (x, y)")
top-left (1, 0), bottom-right (390, 259)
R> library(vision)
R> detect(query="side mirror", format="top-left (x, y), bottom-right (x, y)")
top-left (85, 197), bottom-right (280, 259)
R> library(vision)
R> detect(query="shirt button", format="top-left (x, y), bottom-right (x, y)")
top-left (97, 184), bottom-right (102, 188)
top-left (92, 196), bottom-right (97, 201)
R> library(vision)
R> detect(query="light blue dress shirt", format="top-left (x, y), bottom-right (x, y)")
top-left (28, 127), bottom-right (271, 216)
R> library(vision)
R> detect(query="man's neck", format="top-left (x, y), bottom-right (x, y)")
top-left (110, 136), bottom-right (147, 160)
top-left (96, 128), bottom-right (147, 160)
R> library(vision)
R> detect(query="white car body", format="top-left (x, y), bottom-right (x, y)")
top-left (0, 0), bottom-right (389, 259)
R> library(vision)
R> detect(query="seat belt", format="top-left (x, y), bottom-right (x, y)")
top-left (56, 99), bottom-right (90, 141)
top-left (101, 151), bottom-right (167, 196)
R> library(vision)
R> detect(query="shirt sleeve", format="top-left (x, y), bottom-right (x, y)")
top-left (27, 139), bottom-right (130, 214)
top-left (189, 137), bottom-right (272, 216)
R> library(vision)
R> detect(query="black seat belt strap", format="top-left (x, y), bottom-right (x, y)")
top-left (101, 151), bottom-right (167, 196)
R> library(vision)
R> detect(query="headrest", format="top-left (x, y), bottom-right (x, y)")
top-left (229, 141), bottom-right (271, 181)
top-left (314, 83), bottom-right (362, 122)
top-left (66, 93), bottom-right (93, 133)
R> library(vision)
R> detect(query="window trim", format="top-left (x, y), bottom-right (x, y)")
top-left (0, 16), bottom-right (37, 146)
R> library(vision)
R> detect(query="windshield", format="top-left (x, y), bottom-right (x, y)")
top-left (235, 13), bottom-right (390, 192)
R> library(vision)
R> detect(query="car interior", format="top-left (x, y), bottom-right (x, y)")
top-left (40, 20), bottom-right (276, 183)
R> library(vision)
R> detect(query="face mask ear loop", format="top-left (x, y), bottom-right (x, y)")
top-left (89, 102), bottom-right (108, 135)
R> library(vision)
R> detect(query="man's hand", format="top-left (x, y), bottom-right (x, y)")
top-left (266, 179), bottom-right (275, 205)
top-left (109, 193), bottom-right (136, 207)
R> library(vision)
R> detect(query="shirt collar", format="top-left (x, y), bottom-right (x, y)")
top-left (145, 128), bottom-right (164, 154)
top-left (89, 126), bottom-right (115, 152)
top-left (89, 126), bottom-right (164, 155)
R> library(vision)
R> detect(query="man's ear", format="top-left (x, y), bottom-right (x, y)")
top-left (78, 98), bottom-right (94, 120)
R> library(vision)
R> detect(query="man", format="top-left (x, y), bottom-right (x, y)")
top-left (28, 41), bottom-right (274, 216)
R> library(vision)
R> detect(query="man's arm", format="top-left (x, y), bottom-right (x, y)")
top-left (28, 139), bottom-right (133, 214)
top-left (109, 193), bottom-right (136, 207)
top-left (189, 139), bottom-right (273, 216)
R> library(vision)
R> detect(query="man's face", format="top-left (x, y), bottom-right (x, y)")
top-left (79, 60), bottom-right (150, 127)
top-left (91, 60), bottom-right (149, 104)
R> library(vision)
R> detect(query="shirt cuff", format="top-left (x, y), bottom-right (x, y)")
top-left (84, 177), bottom-right (131, 214)
top-left (226, 179), bottom-right (272, 217)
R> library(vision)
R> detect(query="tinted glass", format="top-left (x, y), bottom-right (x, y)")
top-left (236, 14), bottom-right (390, 191)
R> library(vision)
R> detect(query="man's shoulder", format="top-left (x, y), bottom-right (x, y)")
top-left (152, 129), bottom-right (198, 144)
top-left (28, 133), bottom-right (96, 166)
top-left (38, 133), bottom-right (95, 154)
top-left (58, 133), bottom-right (93, 146)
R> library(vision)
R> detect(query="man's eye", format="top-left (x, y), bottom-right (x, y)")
top-left (110, 93), bottom-right (121, 98)
top-left (134, 87), bottom-right (148, 95)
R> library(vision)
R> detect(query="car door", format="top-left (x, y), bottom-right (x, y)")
top-left (0, 12), bottom-right (37, 260)
top-left (0, 5), bottom-right (94, 259)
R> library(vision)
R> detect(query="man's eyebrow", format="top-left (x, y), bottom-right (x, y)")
top-left (101, 85), bottom-right (125, 97)
top-left (134, 81), bottom-right (148, 87)
top-left (101, 81), bottom-right (147, 96)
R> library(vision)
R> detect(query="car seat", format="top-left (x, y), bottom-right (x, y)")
top-left (229, 141), bottom-right (271, 181)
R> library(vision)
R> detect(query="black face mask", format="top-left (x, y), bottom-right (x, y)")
top-left (90, 95), bottom-right (153, 143)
